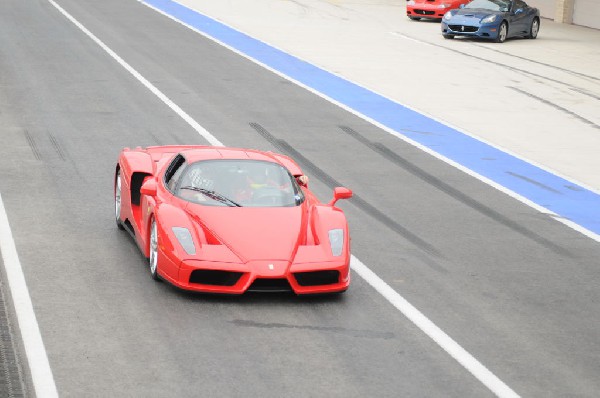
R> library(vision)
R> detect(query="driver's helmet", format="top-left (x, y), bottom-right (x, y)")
top-left (248, 167), bottom-right (268, 189)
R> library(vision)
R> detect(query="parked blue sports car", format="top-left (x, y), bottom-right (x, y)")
top-left (441, 0), bottom-right (540, 43)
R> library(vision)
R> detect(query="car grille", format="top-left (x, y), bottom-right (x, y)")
top-left (248, 278), bottom-right (292, 292)
top-left (294, 270), bottom-right (339, 286)
top-left (189, 270), bottom-right (243, 286)
top-left (414, 9), bottom-right (435, 15)
top-left (448, 25), bottom-right (478, 32)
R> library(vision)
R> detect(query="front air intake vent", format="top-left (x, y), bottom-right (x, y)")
top-left (448, 25), bottom-right (478, 32)
top-left (248, 278), bottom-right (292, 292)
top-left (294, 270), bottom-right (339, 286)
top-left (189, 270), bottom-right (242, 286)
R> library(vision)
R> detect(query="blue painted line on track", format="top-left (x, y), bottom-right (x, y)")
top-left (144, 0), bottom-right (600, 236)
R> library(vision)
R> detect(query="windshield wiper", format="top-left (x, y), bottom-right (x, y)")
top-left (180, 186), bottom-right (242, 207)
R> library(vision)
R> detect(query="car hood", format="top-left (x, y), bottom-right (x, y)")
top-left (451, 8), bottom-right (503, 20)
top-left (186, 203), bottom-right (305, 263)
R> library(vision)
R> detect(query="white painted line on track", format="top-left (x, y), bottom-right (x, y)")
top-left (0, 194), bottom-right (59, 398)
top-left (47, 0), bottom-right (223, 147)
top-left (48, 1), bottom-right (519, 396)
top-left (351, 257), bottom-right (519, 398)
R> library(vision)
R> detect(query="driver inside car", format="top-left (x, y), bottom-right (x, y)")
top-left (234, 167), bottom-right (287, 203)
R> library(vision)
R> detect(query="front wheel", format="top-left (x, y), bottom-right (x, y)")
top-left (149, 219), bottom-right (160, 281)
top-left (527, 18), bottom-right (539, 39)
top-left (114, 170), bottom-right (124, 230)
top-left (495, 21), bottom-right (508, 43)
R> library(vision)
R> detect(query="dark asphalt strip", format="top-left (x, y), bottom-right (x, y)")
top-left (338, 125), bottom-right (573, 258)
top-left (249, 122), bottom-right (444, 259)
top-left (468, 42), bottom-right (600, 83)
top-left (569, 87), bottom-right (600, 101)
top-left (230, 319), bottom-right (396, 340)
top-left (395, 32), bottom-right (600, 89)
top-left (509, 86), bottom-right (600, 130)
top-left (0, 279), bottom-right (27, 398)
top-left (505, 171), bottom-right (563, 194)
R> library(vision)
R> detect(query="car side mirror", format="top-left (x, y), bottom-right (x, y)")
top-left (296, 175), bottom-right (309, 187)
top-left (328, 187), bottom-right (352, 207)
top-left (514, 8), bottom-right (523, 14)
top-left (140, 178), bottom-right (157, 196)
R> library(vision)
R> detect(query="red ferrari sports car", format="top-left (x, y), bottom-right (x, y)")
top-left (406, 0), bottom-right (472, 20)
top-left (114, 145), bottom-right (353, 295)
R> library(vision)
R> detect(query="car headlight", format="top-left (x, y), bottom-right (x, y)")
top-left (443, 11), bottom-right (454, 20)
top-left (481, 14), bottom-right (497, 23)
top-left (328, 229), bottom-right (344, 257)
top-left (407, 0), bottom-right (415, 5)
top-left (438, 4), bottom-right (450, 8)
top-left (172, 227), bottom-right (196, 255)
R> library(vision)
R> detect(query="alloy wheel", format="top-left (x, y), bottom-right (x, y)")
top-left (115, 171), bottom-right (124, 230)
top-left (497, 22), bottom-right (507, 43)
top-left (530, 19), bottom-right (539, 39)
top-left (149, 220), bottom-right (159, 280)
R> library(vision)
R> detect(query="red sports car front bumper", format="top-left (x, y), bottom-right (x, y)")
top-left (407, 5), bottom-right (447, 20)
top-left (158, 256), bottom-right (350, 295)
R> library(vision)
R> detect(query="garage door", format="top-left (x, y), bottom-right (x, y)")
top-left (573, 0), bottom-right (600, 29)
top-left (531, 0), bottom-right (555, 19)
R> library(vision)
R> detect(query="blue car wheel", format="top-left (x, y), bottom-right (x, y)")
top-left (527, 18), bottom-right (540, 39)
top-left (495, 21), bottom-right (508, 43)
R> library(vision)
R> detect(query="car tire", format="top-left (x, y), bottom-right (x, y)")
top-left (115, 170), bottom-right (125, 230)
top-left (408, 16), bottom-right (421, 21)
top-left (443, 34), bottom-right (455, 39)
top-left (527, 17), bottom-right (539, 39)
top-left (495, 21), bottom-right (508, 43)
top-left (149, 219), bottom-right (161, 281)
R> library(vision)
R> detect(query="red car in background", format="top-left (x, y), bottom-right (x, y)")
top-left (114, 145), bottom-right (353, 295)
top-left (407, 0), bottom-right (472, 21)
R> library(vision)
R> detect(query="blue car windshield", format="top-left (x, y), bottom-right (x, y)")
top-left (464, 0), bottom-right (511, 11)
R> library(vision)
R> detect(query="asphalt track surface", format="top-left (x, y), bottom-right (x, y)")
top-left (1, 1), bottom-right (599, 397)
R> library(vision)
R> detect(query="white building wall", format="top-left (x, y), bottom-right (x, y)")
top-left (573, 0), bottom-right (600, 29)
top-left (531, 0), bottom-right (557, 19)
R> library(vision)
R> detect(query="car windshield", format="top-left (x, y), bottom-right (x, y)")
top-left (176, 159), bottom-right (304, 207)
top-left (464, 0), bottom-right (511, 11)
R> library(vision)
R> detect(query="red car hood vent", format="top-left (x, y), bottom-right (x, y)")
top-left (186, 205), bottom-right (304, 262)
